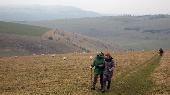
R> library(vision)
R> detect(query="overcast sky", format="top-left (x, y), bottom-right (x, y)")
top-left (1, 0), bottom-right (170, 15)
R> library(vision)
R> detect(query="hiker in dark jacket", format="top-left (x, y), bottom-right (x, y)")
top-left (101, 53), bottom-right (115, 93)
top-left (91, 52), bottom-right (104, 90)
top-left (159, 48), bottom-right (164, 56)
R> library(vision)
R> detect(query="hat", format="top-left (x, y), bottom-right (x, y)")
top-left (105, 53), bottom-right (111, 57)
top-left (97, 52), bottom-right (104, 56)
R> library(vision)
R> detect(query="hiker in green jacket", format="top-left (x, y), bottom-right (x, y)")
top-left (91, 52), bottom-right (104, 90)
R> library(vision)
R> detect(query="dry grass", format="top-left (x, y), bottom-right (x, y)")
top-left (0, 52), bottom-right (157, 95)
top-left (113, 51), bottom-right (156, 79)
top-left (150, 51), bottom-right (170, 95)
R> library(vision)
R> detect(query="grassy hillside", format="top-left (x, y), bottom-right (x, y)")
top-left (26, 15), bottom-right (170, 50)
top-left (0, 21), bottom-right (120, 57)
top-left (0, 21), bottom-right (82, 56)
top-left (42, 29), bottom-right (120, 52)
top-left (0, 33), bottom-right (82, 57)
top-left (0, 21), bottom-right (49, 36)
top-left (0, 51), bottom-right (169, 94)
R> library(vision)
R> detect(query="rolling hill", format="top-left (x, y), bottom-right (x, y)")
top-left (0, 21), bottom-right (119, 56)
top-left (42, 29), bottom-right (120, 52)
top-left (0, 21), bottom-right (80, 56)
top-left (25, 15), bottom-right (170, 50)
top-left (0, 5), bottom-right (101, 21)
top-left (0, 21), bottom-right (49, 36)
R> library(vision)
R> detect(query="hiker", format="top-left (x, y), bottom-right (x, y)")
top-left (91, 52), bottom-right (104, 90)
top-left (159, 48), bottom-right (164, 56)
top-left (101, 53), bottom-right (115, 93)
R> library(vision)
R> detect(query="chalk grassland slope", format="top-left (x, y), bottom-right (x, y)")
top-left (0, 21), bottom-right (81, 56)
top-left (0, 51), bottom-right (157, 95)
top-left (42, 29), bottom-right (120, 52)
top-left (150, 51), bottom-right (170, 94)
top-left (0, 33), bottom-right (80, 56)
top-left (26, 15), bottom-right (170, 50)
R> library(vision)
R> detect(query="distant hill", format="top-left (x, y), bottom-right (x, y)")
top-left (0, 5), bottom-right (101, 21)
top-left (0, 21), bottom-right (119, 56)
top-left (25, 15), bottom-right (170, 50)
top-left (0, 21), bottom-right (49, 36)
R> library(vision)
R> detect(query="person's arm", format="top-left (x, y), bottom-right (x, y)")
top-left (109, 60), bottom-right (115, 71)
top-left (113, 60), bottom-right (116, 68)
top-left (99, 61), bottom-right (105, 69)
top-left (97, 59), bottom-right (105, 68)
top-left (90, 60), bottom-right (95, 69)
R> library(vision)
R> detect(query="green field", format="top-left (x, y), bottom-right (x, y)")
top-left (0, 21), bottom-right (50, 36)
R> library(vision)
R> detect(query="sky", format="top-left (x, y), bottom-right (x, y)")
top-left (0, 0), bottom-right (170, 15)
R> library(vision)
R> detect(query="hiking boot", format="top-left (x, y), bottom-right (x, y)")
top-left (99, 88), bottom-right (103, 91)
top-left (107, 86), bottom-right (110, 90)
top-left (91, 87), bottom-right (95, 90)
top-left (101, 89), bottom-right (105, 93)
top-left (107, 81), bottom-right (111, 90)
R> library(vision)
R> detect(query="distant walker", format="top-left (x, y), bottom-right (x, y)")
top-left (159, 48), bottom-right (164, 56)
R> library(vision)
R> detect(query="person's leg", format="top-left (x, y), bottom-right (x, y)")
top-left (101, 74), bottom-right (107, 92)
top-left (91, 74), bottom-right (98, 90)
top-left (100, 74), bottom-right (104, 90)
top-left (107, 74), bottom-right (112, 90)
top-left (107, 80), bottom-right (111, 90)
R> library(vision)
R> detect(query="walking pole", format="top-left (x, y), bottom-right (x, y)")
top-left (89, 55), bottom-right (94, 90)
top-left (91, 67), bottom-right (92, 87)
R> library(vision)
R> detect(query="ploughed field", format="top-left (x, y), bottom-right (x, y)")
top-left (0, 51), bottom-right (169, 95)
